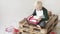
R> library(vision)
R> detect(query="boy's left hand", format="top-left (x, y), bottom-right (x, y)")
top-left (37, 17), bottom-right (42, 22)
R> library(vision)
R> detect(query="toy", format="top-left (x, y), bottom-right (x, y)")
top-left (5, 26), bottom-right (14, 33)
top-left (13, 28), bottom-right (19, 34)
top-left (50, 32), bottom-right (56, 34)
top-left (5, 26), bottom-right (20, 34)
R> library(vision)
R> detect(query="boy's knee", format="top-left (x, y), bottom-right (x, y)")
top-left (39, 21), bottom-right (46, 28)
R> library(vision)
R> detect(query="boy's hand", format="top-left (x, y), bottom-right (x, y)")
top-left (37, 17), bottom-right (42, 22)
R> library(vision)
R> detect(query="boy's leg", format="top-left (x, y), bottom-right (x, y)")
top-left (38, 21), bottom-right (46, 28)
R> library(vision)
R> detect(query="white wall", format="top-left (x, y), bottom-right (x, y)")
top-left (0, 0), bottom-right (35, 34)
top-left (0, 0), bottom-right (60, 34)
top-left (41, 0), bottom-right (60, 19)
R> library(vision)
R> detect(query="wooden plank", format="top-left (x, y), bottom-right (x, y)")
top-left (45, 15), bottom-right (58, 29)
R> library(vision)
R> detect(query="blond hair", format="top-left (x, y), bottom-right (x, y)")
top-left (34, 1), bottom-right (42, 7)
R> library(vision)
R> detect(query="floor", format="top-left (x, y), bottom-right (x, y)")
top-left (0, 20), bottom-right (60, 34)
top-left (53, 20), bottom-right (60, 34)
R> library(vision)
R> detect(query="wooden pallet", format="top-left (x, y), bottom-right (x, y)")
top-left (19, 18), bottom-right (47, 34)
top-left (19, 15), bottom-right (58, 34)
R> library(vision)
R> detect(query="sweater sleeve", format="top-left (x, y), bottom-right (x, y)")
top-left (32, 9), bottom-right (36, 16)
top-left (41, 7), bottom-right (49, 21)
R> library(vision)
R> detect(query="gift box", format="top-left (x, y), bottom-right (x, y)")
top-left (27, 16), bottom-right (39, 25)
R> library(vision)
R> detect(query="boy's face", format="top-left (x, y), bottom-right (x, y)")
top-left (35, 3), bottom-right (42, 10)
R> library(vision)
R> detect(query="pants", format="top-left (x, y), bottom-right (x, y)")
top-left (38, 21), bottom-right (46, 28)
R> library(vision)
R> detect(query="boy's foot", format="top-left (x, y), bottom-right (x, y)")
top-left (37, 25), bottom-right (41, 29)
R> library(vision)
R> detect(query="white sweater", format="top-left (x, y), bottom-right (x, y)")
top-left (33, 10), bottom-right (45, 19)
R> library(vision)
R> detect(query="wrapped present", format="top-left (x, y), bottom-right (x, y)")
top-left (27, 15), bottom-right (40, 25)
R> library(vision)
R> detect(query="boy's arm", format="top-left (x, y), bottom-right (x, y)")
top-left (32, 9), bottom-right (36, 16)
top-left (41, 7), bottom-right (49, 21)
top-left (27, 9), bottom-right (36, 18)
top-left (37, 7), bottom-right (49, 21)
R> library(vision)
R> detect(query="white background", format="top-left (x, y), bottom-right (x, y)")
top-left (0, 0), bottom-right (60, 34)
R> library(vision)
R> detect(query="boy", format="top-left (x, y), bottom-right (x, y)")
top-left (28, 1), bottom-right (49, 28)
